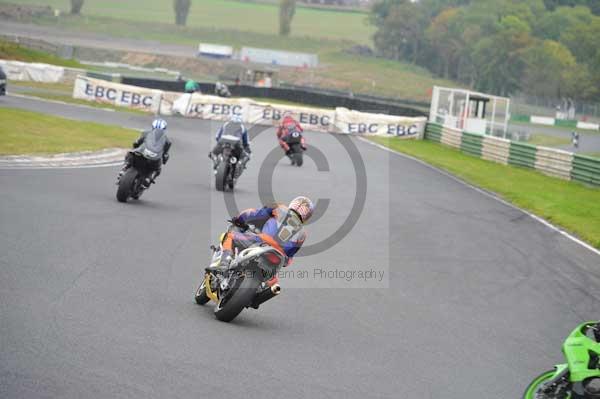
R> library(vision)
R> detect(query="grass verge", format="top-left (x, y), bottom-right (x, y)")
top-left (19, 92), bottom-right (149, 115)
top-left (0, 39), bottom-right (83, 68)
top-left (0, 107), bottom-right (138, 155)
top-left (527, 134), bottom-right (571, 147)
top-left (370, 136), bottom-right (600, 250)
top-left (9, 81), bottom-right (149, 115)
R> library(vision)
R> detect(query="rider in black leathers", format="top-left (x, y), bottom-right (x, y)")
top-left (117, 118), bottom-right (172, 188)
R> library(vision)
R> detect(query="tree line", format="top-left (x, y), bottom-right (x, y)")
top-left (370, 0), bottom-right (600, 101)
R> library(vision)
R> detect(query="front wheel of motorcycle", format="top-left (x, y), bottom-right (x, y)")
top-left (215, 161), bottom-right (228, 192)
top-left (214, 275), bottom-right (261, 322)
top-left (522, 370), bottom-right (570, 399)
top-left (116, 168), bottom-right (137, 203)
top-left (194, 278), bottom-right (211, 305)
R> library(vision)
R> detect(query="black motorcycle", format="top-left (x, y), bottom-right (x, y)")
top-left (195, 223), bottom-right (286, 322)
top-left (116, 149), bottom-right (160, 202)
top-left (214, 135), bottom-right (245, 191)
top-left (285, 130), bottom-right (305, 167)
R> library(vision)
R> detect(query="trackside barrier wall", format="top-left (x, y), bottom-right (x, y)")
top-left (509, 142), bottom-right (537, 169)
top-left (120, 77), bottom-right (427, 117)
top-left (534, 148), bottom-right (573, 180)
top-left (72, 76), bottom-right (426, 137)
top-left (425, 123), bottom-right (600, 186)
top-left (571, 155), bottom-right (600, 186)
top-left (0, 60), bottom-right (85, 83)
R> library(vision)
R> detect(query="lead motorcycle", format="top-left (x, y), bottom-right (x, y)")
top-left (214, 135), bottom-right (246, 191)
top-left (523, 321), bottom-right (600, 398)
top-left (116, 148), bottom-right (160, 202)
top-left (195, 222), bottom-right (285, 322)
top-left (284, 129), bottom-right (305, 167)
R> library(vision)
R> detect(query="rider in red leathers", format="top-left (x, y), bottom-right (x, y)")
top-left (276, 114), bottom-right (306, 156)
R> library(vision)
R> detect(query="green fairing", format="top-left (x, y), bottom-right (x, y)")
top-left (523, 321), bottom-right (599, 398)
top-left (563, 321), bottom-right (600, 382)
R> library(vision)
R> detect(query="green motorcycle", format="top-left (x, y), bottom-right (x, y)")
top-left (523, 321), bottom-right (600, 398)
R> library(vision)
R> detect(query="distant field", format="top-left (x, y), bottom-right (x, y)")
top-left (8, 0), bottom-right (374, 43)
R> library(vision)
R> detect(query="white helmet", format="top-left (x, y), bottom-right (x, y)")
top-left (289, 196), bottom-right (314, 223)
top-left (230, 115), bottom-right (243, 124)
top-left (151, 118), bottom-right (167, 130)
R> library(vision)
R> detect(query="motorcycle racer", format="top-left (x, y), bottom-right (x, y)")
top-left (209, 115), bottom-right (251, 170)
top-left (117, 118), bottom-right (171, 188)
top-left (208, 196), bottom-right (314, 285)
top-left (277, 113), bottom-right (306, 154)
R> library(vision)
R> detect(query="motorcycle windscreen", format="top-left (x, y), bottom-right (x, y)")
top-left (220, 136), bottom-right (241, 147)
top-left (221, 122), bottom-right (244, 139)
top-left (141, 129), bottom-right (167, 161)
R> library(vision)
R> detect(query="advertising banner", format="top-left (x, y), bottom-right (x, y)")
top-left (333, 108), bottom-right (426, 138)
top-left (73, 76), bottom-right (162, 113)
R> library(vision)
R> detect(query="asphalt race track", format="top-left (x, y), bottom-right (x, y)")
top-left (1, 95), bottom-right (599, 398)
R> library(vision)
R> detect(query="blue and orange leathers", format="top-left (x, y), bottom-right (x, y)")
top-left (222, 204), bottom-right (306, 284)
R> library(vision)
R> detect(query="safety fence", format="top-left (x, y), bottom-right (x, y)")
top-left (425, 123), bottom-right (600, 186)
top-left (72, 75), bottom-right (427, 138)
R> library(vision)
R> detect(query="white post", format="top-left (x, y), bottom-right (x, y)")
top-left (463, 91), bottom-right (470, 131)
top-left (448, 90), bottom-right (455, 128)
top-left (491, 97), bottom-right (497, 136)
top-left (504, 98), bottom-right (510, 139)
top-left (429, 86), bottom-right (439, 122)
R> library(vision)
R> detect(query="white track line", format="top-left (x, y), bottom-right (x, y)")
top-left (359, 137), bottom-right (600, 257)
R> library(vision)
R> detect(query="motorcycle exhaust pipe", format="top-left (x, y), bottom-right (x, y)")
top-left (271, 284), bottom-right (281, 295)
top-left (251, 284), bottom-right (281, 309)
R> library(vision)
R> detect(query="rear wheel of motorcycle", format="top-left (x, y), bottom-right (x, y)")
top-left (194, 278), bottom-right (211, 305)
top-left (214, 275), bottom-right (261, 322)
top-left (294, 151), bottom-right (303, 167)
top-left (215, 162), bottom-right (228, 192)
top-left (522, 370), bottom-right (569, 399)
top-left (116, 169), bottom-right (137, 203)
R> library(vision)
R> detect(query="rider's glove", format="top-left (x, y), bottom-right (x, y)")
top-left (163, 153), bottom-right (169, 164)
top-left (244, 147), bottom-right (252, 154)
top-left (230, 217), bottom-right (248, 229)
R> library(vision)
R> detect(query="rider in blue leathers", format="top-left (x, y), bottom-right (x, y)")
top-left (209, 115), bottom-right (251, 169)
